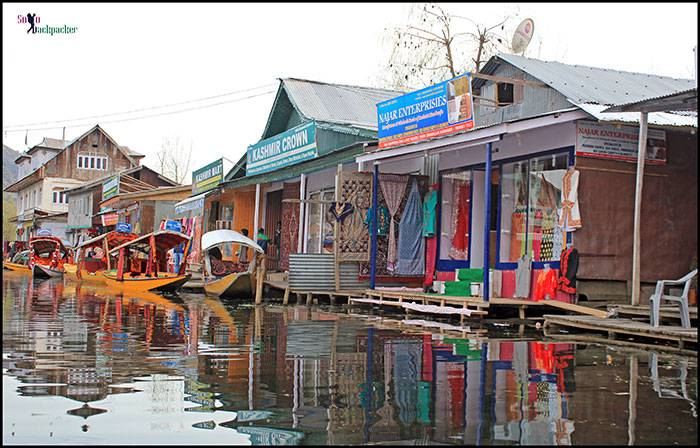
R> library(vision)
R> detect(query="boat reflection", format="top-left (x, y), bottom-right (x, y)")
top-left (2, 274), bottom-right (697, 445)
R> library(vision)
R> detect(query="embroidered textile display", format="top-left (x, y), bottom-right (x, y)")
top-left (551, 227), bottom-right (564, 261)
top-left (558, 246), bottom-right (579, 294)
top-left (379, 174), bottom-right (409, 272)
top-left (279, 182), bottom-right (300, 271)
top-left (337, 172), bottom-right (373, 262)
top-left (360, 175), bottom-right (428, 278)
top-left (559, 168), bottom-right (582, 231)
top-left (510, 210), bottom-right (527, 261)
top-left (449, 180), bottom-right (470, 260)
top-left (396, 179), bottom-right (425, 275)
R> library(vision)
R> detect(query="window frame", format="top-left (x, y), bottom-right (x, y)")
top-left (435, 167), bottom-right (475, 272)
top-left (495, 145), bottom-right (575, 270)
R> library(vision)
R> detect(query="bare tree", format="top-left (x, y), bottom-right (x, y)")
top-left (155, 137), bottom-right (192, 184)
top-left (380, 3), bottom-right (516, 91)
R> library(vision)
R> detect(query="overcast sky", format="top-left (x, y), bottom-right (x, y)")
top-left (3, 2), bottom-right (697, 181)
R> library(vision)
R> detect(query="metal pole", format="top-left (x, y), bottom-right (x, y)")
top-left (483, 143), bottom-right (493, 301)
top-left (370, 164), bottom-right (379, 290)
top-left (631, 112), bottom-right (648, 306)
top-left (297, 174), bottom-right (306, 253)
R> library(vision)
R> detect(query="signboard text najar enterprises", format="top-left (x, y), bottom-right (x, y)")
top-left (575, 120), bottom-right (667, 164)
top-left (377, 73), bottom-right (475, 150)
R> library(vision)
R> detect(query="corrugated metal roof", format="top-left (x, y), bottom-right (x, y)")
top-left (37, 137), bottom-right (68, 150)
top-left (575, 102), bottom-right (697, 128)
top-left (282, 78), bottom-right (402, 131)
top-left (478, 53), bottom-right (695, 106)
top-left (602, 88), bottom-right (697, 113)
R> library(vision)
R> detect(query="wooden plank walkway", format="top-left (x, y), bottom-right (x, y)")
top-left (610, 305), bottom-right (698, 321)
top-left (543, 314), bottom-right (697, 350)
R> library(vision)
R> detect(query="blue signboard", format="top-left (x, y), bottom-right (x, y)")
top-left (164, 220), bottom-right (182, 232)
top-left (116, 222), bottom-right (132, 233)
top-left (377, 73), bottom-right (475, 149)
top-left (246, 121), bottom-right (318, 176)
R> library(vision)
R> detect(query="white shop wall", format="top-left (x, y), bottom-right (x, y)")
top-left (438, 122), bottom-right (576, 171)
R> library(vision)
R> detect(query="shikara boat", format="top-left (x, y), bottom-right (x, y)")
top-left (201, 229), bottom-right (264, 300)
top-left (3, 250), bottom-right (31, 273)
top-left (64, 230), bottom-right (138, 283)
top-left (102, 230), bottom-right (191, 292)
top-left (28, 234), bottom-right (70, 279)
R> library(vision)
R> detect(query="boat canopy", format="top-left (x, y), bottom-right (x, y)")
top-left (108, 230), bottom-right (191, 255)
top-left (29, 236), bottom-right (68, 255)
top-left (201, 229), bottom-right (264, 253)
top-left (76, 231), bottom-right (138, 250)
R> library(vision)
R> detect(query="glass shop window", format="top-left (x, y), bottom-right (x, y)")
top-left (527, 153), bottom-right (568, 262)
top-left (439, 169), bottom-right (472, 261)
top-left (305, 189), bottom-right (335, 254)
top-left (499, 152), bottom-right (569, 264)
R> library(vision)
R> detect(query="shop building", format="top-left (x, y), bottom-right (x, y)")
top-left (99, 185), bottom-right (191, 235)
top-left (64, 165), bottom-right (178, 246)
top-left (198, 78), bottom-right (401, 276)
top-left (4, 125), bottom-right (144, 241)
top-left (355, 54), bottom-right (696, 305)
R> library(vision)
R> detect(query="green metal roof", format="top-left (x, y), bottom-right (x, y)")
top-left (221, 141), bottom-right (367, 189)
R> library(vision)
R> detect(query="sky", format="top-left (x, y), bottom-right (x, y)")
top-left (3, 2), bottom-right (697, 182)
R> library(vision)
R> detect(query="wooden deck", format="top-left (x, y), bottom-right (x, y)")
top-left (543, 314), bottom-right (697, 351)
top-left (610, 304), bottom-right (698, 321)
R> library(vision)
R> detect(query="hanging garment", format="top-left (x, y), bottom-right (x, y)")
top-left (539, 209), bottom-right (557, 261)
top-left (397, 179), bottom-right (425, 275)
top-left (422, 188), bottom-right (438, 237)
top-left (510, 210), bottom-right (527, 261)
top-left (449, 180), bottom-right (470, 260)
top-left (534, 268), bottom-right (558, 301)
top-left (532, 209), bottom-right (543, 261)
top-left (558, 169), bottom-right (582, 231)
top-left (551, 226), bottom-right (564, 262)
top-left (558, 246), bottom-right (579, 294)
top-left (364, 206), bottom-right (390, 235)
top-left (514, 254), bottom-right (532, 299)
top-left (379, 174), bottom-right (409, 272)
top-left (424, 236), bottom-right (437, 287)
top-left (329, 202), bottom-right (354, 222)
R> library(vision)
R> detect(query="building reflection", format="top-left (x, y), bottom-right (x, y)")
top-left (3, 274), bottom-right (697, 445)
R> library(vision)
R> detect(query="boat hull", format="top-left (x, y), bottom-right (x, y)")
top-left (3, 262), bottom-right (32, 273)
top-left (101, 272), bottom-right (191, 292)
top-left (64, 263), bottom-right (106, 284)
top-left (204, 272), bottom-right (255, 300)
top-left (33, 264), bottom-right (65, 278)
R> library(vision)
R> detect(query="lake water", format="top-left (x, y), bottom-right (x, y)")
top-left (2, 272), bottom-right (697, 445)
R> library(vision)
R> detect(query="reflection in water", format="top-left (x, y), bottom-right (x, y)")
top-left (2, 273), bottom-right (697, 445)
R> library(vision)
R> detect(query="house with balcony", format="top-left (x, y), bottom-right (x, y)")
top-left (4, 124), bottom-right (145, 242)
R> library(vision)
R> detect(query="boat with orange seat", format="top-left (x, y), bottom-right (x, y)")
top-left (3, 250), bottom-right (32, 273)
top-left (28, 233), bottom-right (70, 278)
top-left (201, 229), bottom-right (264, 300)
top-left (102, 230), bottom-right (191, 292)
top-left (65, 230), bottom-right (139, 283)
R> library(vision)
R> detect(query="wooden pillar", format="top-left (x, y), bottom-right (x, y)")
top-left (482, 142), bottom-right (493, 302)
top-left (283, 286), bottom-right (290, 305)
top-left (334, 164), bottom-right (342, 292)
top-left (297, 173), bottom-right (306, 254)
top-left (370, 163), bottom-right (379, 290)
top-left (628, 354), bottom-right (638, 445)
top-left (631, 112), bottom-right (648, 306)
top-left (253, 183), bottom-right (261, 240)
top-left (255, 254), bottom-right (266, 304)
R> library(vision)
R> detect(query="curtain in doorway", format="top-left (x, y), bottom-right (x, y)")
top-left (379, 174), bottom-right (408, 272)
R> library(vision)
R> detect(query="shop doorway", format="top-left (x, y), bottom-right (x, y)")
top-left (264, 189), bottom-right (283, 271)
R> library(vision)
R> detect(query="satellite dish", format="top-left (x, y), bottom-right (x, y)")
top-left (511, 18), bottom-right (535, 54)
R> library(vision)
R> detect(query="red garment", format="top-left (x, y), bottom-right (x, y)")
top-left (449, 181), bottom-right (470, 260)
top-left (533, 269), bottom-right (558, 301)
top-left (424, 236), bottom-right (437, 287)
